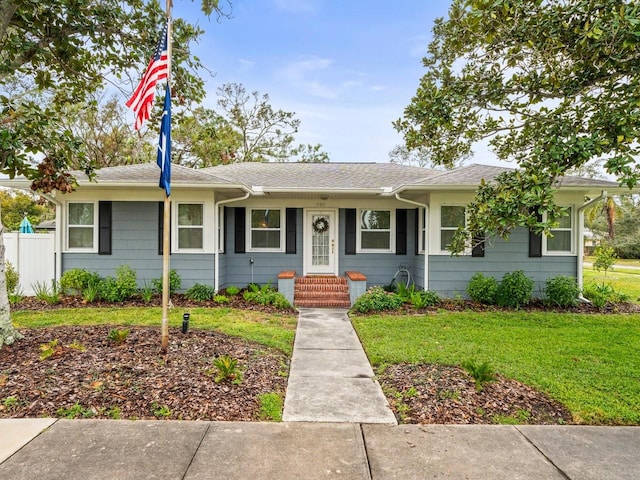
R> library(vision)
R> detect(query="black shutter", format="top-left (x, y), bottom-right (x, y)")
top-left (222, 207), bottom-right (228, 254)
top-left (396, 209), bottom-right (407, 255)
top-left (345, 208), bottom-right (356, 255)
top-left (158, 202), bottom-right (171, 255)
top-left (234, 207), bottom-right (246, 254)
top-left (415, 209), bottom-right (420, 256)
top-left (472, 233), bottom-right (485, 257)
top-left (286, 208), bottom-right (297, 254)
top-left (529, 210), bottom-right (543, 258)
top-left (98, 201), bottom-right (112, 255)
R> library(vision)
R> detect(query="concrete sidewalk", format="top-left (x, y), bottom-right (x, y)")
top-left (282, 308), bottom-right (396, 423)
top-left (1, 419), bottom-right (639, 479)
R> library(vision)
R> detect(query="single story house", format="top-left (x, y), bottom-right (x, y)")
top-left (1, 162), bottom-right (623, 307)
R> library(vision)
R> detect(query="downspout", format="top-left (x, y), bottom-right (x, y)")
top-left (577, 190), bottom-right (607, 298)
top-left (214, 189), bottom-right (250, 292)
top-left (395, 193), bottom-right (429, 291)
top-left (40, 193), bottom-right (63, 283)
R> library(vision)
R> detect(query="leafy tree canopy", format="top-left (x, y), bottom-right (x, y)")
top-left (0, 190), bottom-right (52, 231)
top-left (395, 0), bottom-right (640, 253)
top-left (0, 0), bottom-right (230, 192)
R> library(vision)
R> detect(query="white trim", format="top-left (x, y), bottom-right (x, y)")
top-left (247, 207), bottom-right (285, 253)
top-left (543, 206), bottom-right (576, 256)
top-left (217, 205), bottom-right (225, 253)
top-left (356, 208), bottom-right (396, 253)
top-left (65, 201), bottom-right (98, 253)
top-left (418, 207), bottom-right (426, 254)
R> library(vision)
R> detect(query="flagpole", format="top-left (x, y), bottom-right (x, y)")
top-left (161, 0), bottom-right (173, 351)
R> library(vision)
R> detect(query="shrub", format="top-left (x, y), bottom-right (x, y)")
top-left (243, 283), bottom-right (291, 309)
top-left (225, 285), bottom-right (240, 296)
top-left (214, 294), bottom-right (231, 304)
top-left (5, 261), bottom-right (19, 294)
top-left (467, 273), bottom-right (498, 305)
top-left (107, 328), bottom-right (130, 344)
top-left (152, 269), bottom-right (181, 295)
top-left (33, 280), bottom-right (61, 304)
top-left (544, 275), bottom-right (580, 308)
top-left (583, 282), bottom-right (630, 308)
top-left (98, 277), bottom-right (121, 302)
top-left (212, 355), bottom-right (243, 384)
top-left (139, 280), bottom-right (154, 302)
top-left (60, 268), bottom-right (100, 295)
top-left (351, 286), bottom-right (404, 313)
top-left (115, 265), bottom-right (137, 300)
top-left (495, 270), bottom-right (534, 309)
top-left (462, 359), bottom-right (496, 392)
top-left (185, 283), bottom-right (215, 301)
top-left (410, 290), bottom-right (440, 309)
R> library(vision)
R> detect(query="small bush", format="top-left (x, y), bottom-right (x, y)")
top-left (243, 283), bottom-right (291, 309)
top-left (467, 273), bottom-right (498, 305)
top-left (583, 282), bottom-right (630, 308)
top-left (60, 268), bottom-right (100, 295)
top-left (33, 280), bottom-right (61, 304)
top-left (225, 285), bottom-right (240, 296)
top-left (5, 261), bottom-right (19, 294)
top-left (212, 355), bottom-right (243, 384)
top-left (544, 275), bottom-right (580, 308)
top-left (152, 269), bottom-right (182, 295)
top-left (185, 283), bottom-right (215, 301)
top-left (83, 283), bottom-right (99, 303)
top-left (98, 277), bottom-right (121, 302)
top-left (107, 328), bottom-right (130, 344)
top-left (214, 294), bottom-right (231, 304)
top-left (592, 245), bottom-right (617, 276)
top-left (139, 280), bottom-right (154, 302)
top-left (115, 265), bottom-right (137, 300)
top-left (462, 359), bottom-right (496, 392)
top-left (495, 270), bottom-right (534, 309)
top-left (410, 290), bottom-right (440, 309)
top-left (351, 286), bottom-right (404, 313)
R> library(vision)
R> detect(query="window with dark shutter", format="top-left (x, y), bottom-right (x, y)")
top-left (472, 233), bottom-right (485, 257)
top-left (529, 210), bottom-right (543, 258)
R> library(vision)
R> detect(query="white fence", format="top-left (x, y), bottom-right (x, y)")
top-left (3, 233), bottom-right (56, 296)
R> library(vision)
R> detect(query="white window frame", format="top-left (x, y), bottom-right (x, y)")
top-left (544, 206), bottom-right (575, 255)
top-left (217, 205), bottom-right (225, 253)
top-left (418, 207), bottom-right (426, 254)
top-left (357, 208), bottom-right (395, 253)
top-left (66, 201), bottom-right (98, 252)
top-left (175, 202), bottom-right (205, 252)
top-left (439, 204), bottom-right (467, 253)
top-left (247, 207), bottom-right (285, 252)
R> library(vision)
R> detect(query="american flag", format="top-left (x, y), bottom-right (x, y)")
top-left (126, 22), bottom-right (169, 130)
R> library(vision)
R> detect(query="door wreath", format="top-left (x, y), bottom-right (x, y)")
top-left (312, 216), bottom-right (329, 234)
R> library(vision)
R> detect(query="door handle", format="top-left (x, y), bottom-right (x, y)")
top-left (331, 238), bottom-right (335, 253)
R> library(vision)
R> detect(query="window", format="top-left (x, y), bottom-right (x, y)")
top-left (250, 208), bottom-right (282, 250)
top-left (547, 207), bottom-right (573, 253)
top-left (68, 202), bottom-right (95, 250)
top-left (440, 205), bottom-right (465, 251)
top-left (177, 203), bottom-right (204, 250)
top-left (217, 206), bottom-right (225, 253)
top-left (418, 208), bottom-right (426, 254)
top-left (359, 209), bottom-right (392, 251)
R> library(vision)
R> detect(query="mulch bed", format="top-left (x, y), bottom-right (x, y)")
top-left (379, 363), bottom-right (572, 425)
top-left (0, 325), bottom-right (288, 421)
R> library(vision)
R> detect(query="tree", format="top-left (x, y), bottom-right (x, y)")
top-left (0, 190), bottom-right (52, 232)
top-left (395, 0), bottom-right (640, 253)
top-left (0, 0), bottom-right (230, 347)
top-left (215, 83), bottom-right (328, 163)
top-left (388, 144), bottom-right (465, 169)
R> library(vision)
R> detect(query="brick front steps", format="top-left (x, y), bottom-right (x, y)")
top-left (294, 276), bottom-right (351, 309)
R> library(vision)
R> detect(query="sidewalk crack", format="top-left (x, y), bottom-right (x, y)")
top-left (514, 426), bottom-right (572, 480)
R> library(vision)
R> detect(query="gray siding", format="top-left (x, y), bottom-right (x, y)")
top-left (428, 228), bottom-right (577, 298)
top-left (220, 207), bottom-right (303, 288)
top-left (62, 201), bottom-right (214, 290)
top-left (338, 209), bottom-right (421, 287)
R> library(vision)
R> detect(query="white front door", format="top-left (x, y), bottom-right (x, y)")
top-left (304, 210), bottom-right (338, 275)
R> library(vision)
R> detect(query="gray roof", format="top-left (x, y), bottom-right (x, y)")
top-left (70, 163), bottom-right (231, 185)
top-left (409, 163), bottom-right (620, 189)
top-left (202, 162), bottom-right (438, 190)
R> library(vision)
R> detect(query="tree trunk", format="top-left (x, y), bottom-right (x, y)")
top-left (606, 197), bottom-right (616, 241)
top-left (0, 1), bottom-right (17, 49)
top-left (0, 219), bottom-right (22, 349)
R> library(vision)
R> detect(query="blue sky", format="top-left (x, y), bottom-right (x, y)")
top-left (175, 0), bottom-right (475, 164)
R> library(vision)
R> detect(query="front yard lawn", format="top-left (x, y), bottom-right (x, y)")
top-left (352, 311), bottom-right (640, 425)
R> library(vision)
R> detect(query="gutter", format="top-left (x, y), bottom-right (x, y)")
top-left (214, 188), bottom-right (251, 292)
top-left (577, 190), bottom-right (607, 298)
top-left (395, 193), bottom-right (429, 291)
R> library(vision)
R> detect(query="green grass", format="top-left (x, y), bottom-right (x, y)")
top-left (583, 269), bottom-right (640, 302)
top-left (11, 307), bottom-right (297, 355)
top-left (352, 311), bottom-right (640, 425)
top-left (585, 256), bottom-right (640, 268)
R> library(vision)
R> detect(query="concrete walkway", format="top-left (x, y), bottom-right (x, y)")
top-left (282, 308), bottom-right (396, 424)
top-left (1, 420), bottom-right (639, 479)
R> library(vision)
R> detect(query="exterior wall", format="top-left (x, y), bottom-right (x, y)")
top-left (428, 227), bottom-right (577, 298)
top-left (62, 201), bottom-right (214, 290)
